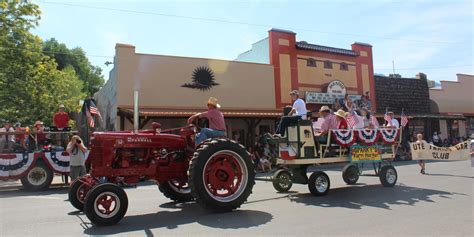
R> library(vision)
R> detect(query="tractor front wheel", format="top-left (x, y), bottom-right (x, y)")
top-left (84, 183), bottom-right (128, 226)
top-left (188, 139), bottom-right (255, 212)
top-left (68, 175), bottom-right (95, 211)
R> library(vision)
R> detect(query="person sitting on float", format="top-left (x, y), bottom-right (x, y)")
top-left (187, 97), bottom-right (226, 145)
top-left (383, 111), bottom-right (400, 129)
top-left (32, 120), bottom-right (48, 148)
top-left (314, 106), bottom-right (337, 143)
top-left (334, 109), bottom-right (349, 129)
top-left (274, 90), bottom-right (307, 137)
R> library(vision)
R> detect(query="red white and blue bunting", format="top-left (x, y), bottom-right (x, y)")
top-left (332, 129), bottom-right (357, 147)
top-left (379, 129), bottom-right (399, 144)
top-left (0, 153), bottom-right (35, 179)
top-left (0, 151), bottom-right (84, 180)
top-left (358, 129), bottom-right (380, 145)
top-left (43, 151), bottom-right (71, 174)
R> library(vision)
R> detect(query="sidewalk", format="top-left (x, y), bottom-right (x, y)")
top-left (0, 174), bottom-right (68, 191)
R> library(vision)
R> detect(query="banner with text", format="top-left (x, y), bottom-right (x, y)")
top-left (410, 141), bottom-right (470, 161)
top-left (350, 145), bottom-right (382, 162)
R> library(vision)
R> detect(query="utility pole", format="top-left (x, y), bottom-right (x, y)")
top-left (392, 60), bottom-right (395, 75)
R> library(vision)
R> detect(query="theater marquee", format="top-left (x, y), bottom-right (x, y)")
top-left (305, 80), bottom-right (361, 104)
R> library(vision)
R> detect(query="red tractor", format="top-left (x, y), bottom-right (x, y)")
top-left (68, 123), bottom-right (255, 226)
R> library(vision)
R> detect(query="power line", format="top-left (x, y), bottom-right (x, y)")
top-left (41, 1), bottom-right (464, 45)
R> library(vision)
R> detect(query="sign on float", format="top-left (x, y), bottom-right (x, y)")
top-left (350, 145), bottom-right (382, 162)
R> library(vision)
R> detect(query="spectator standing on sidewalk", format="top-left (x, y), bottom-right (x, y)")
top-left (66, 135), bottom-right (88, 180)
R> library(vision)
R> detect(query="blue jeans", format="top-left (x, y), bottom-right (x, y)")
top-left (276, 116), bottom-right (301, 136)
top-left (196, 128), bottom-right (226, 145)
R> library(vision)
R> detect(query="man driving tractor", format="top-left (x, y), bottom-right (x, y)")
top-left (187, 97), bottom-right (226, 145)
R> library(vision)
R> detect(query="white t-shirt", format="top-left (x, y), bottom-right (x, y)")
top-left (0, 127), bottom-right (15, 142)
top-left (385, 118), bottom-right (399, 128)
top-left (292, 98), bottom-right (307, 119)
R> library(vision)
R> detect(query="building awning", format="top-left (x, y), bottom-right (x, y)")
top-left (373, 113), bottom-right (466, 120)
top-left (118, 107), bottom-right (282, 119)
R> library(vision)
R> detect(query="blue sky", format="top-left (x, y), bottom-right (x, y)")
top-left (33, 0), bottom-right (473, 82)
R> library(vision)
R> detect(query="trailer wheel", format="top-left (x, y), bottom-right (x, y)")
top-left (159, 179), bottom-right (194, 203)
top-left (379, 165), bottom-right (397, 187)
top-left (189, 139), bottom-right (255, 212)
top-left (308, 171), bottom-right (330, 196)
top-left (84, 183), bottom-right (128, 226)
top-left (20, 161), bottom-right (54, 191)
top-left (272, 169), bottom-right (293, 193)
top-left (342, 164), bottom-right (359, 185)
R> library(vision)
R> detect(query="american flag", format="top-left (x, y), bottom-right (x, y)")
top-left (384, 108), bottom-right (391, 123)
top-left (346, 111), bottom-right (358, 128)
top-left (370, 113), bottom-right (380, 128)
top-left (89, 101), bottom-right (102, 120)
top-left (401, 110), bottom-right (409, 127)
top-left (86, 110), bottom-right (94, 128)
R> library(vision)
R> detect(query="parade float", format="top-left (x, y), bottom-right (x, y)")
top-left (0, 129), bottom-right (80, 191)
top-left (269, 120), bottom-right (403, 194)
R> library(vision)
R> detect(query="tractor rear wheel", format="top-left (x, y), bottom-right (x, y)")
top-left (84, 183), bottom-right (128, 226)
top-left (158, 179), bottom-right (194, 203)
top-left (188, 139), bottom-right (255, 212)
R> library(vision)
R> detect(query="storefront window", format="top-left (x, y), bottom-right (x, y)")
top-left (324, 61), bottom-right (332, 69)
top-left (467, 117), bottom-right (474, 137)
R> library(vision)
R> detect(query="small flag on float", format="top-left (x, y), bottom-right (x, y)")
top-left (346, 111), bottom-right (358, 128)
top-left (401, 109), bottom-right (409, 127)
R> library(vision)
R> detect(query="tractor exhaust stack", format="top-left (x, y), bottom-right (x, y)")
top-left (134, 90), bottom-right (139, 134)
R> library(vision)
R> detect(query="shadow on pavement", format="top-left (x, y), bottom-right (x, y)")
top-left (424, 173), bottom-right (474, 179)
top-left (288, 184), bottom-right (465, 210)
top-left (0, 185), bottom-right (68, 198)
top-left (83, 202), bottom-right (273, 235)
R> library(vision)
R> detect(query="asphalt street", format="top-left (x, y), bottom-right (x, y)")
top-left (0, 160), bottom-right (472, 237)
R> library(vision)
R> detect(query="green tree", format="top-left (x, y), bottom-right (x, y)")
top-left (0, 0), bottom-right (86, 126)
top-left (43, 38), bottom-right (105, 96)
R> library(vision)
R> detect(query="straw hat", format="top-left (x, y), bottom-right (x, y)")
top-left (34, 120), bottom-right (44, 126)
top-left (59, 104), bottom-right (65, 108)
top-left (319, 105), bottom-right (331, 112)
top-left (207, 97), bottom-right (221, 109)
top-left (289, 90), bottom-right (299, 96)
top-left (334, 109), bottom-right (347, 118)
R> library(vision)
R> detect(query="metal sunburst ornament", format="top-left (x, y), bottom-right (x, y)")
top-left (182, 66), bottom-right (219, 91)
